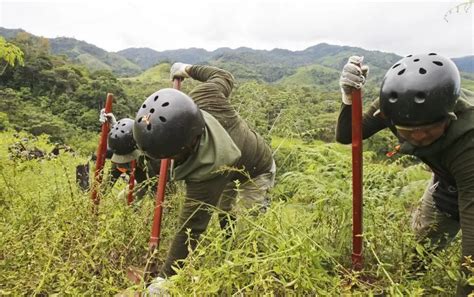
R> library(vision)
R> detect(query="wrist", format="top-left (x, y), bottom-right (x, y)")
top-left (341, 92), bottom-right (352, 105)
top-left (184, 65), bottom-right (191, 77)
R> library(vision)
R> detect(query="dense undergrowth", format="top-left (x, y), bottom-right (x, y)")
top-left (0, 130), bottom-right (469, 296)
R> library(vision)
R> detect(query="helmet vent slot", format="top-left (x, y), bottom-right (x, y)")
top-left (142, 104), bottom-right (147, 108)
top-left (138, 117), bottom-right (142, 123)
top-left (150, 108), bottom-right (155, 113)
top-left (389, 92), bottom-right (398, 103)
top-left (392, 63), bottom-right (401, 69)
top-left (114, 134), bottom-right (118, 139)
top-left (159, 116), bottom-right (167, 122)
top-left (122, 123), bottom-right (126, 126)
top-left (428, 53), bottom-right (437, 56)
top-left (146, 124), bottom-right (152, 131)
top-left (154, 95), bottom-right (159, 101)
top-left (433, 61), bottom-right (443, 66)
top-left (419, 68), bottom-right (427, 74)
top-left (414, 59), bottom-right (420, 62)
top-left (162, 102), bottom-right (169, 107)
top-left (115, 127), bottom-right (119, 130)
top-left (397, 69), bottom-right (406, 75)
top-left (121, 130), bottom-right (125, 133)
top-left (406, 54), bottom-right (413, 57)
top-left (414, 92), bottom-right (426, 104)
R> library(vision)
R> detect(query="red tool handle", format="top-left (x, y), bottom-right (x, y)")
top-left (149, 158), bottom-right (170, 249)
top-left (351, 88), bottom-right (363, 270)
top-left (149, 78), bottom-right (182, 250)
top-left (91, 93), bottom-right (113, 206)
top-left (127, 160), bottom-right (136, 205)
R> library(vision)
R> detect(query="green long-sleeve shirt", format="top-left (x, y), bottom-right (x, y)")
top-left (160, 66), bottom-right (273, 277)
top-left (336, 89), bottom-right (474, 294)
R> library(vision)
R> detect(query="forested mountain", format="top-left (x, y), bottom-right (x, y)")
top-left (118, 43), bottom-right (474, 81)
top-left (49, 37), bottom-right (142, 76)
top-left (0, 28), bottom-right (141, 76)
top-left (118, 44), bottom-right (403, 83)
top-left (0, 27), bottom-right (26, 39)
top-left (2, 27), bottom-right (473, 83)
top-left (452, 56), bottom-right (474, 73)
top-left (117, 47), bottom-right (213, 69)
top-left (1, 26), bottom-right (473, 150)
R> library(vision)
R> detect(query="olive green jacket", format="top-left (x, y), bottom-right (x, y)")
top-left (160, 66), bottom-right (273, 277)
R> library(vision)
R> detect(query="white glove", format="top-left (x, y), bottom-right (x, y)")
top-left (147, 276), bottom-right (170, 296)
top-left (99, 108), bottom-right (117, 125)
top-left (339, 56), bottom-right (369, 105)
top-left (117, 188), bottom-right (127, 201)
top-left (170, 62), bottom-right (191, 81)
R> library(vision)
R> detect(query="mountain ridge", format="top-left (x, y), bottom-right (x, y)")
top-left (1, 27), bottom-right (473, 79)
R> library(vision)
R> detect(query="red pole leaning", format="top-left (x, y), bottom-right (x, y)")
top-left (351, 88), bottom-right (363, 270)
top-left (127, 159), bottom-right (136, 205)
top-left (149, 78), bottom-right (182, 250)
top-left (91, 93), bottom-right (113, 206)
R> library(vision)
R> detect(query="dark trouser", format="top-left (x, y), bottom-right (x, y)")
top-left (411, 177), bottom-right (459, 250)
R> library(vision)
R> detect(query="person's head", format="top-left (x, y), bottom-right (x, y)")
top-left (379, 53), bottom-right (461, 147)
top-left (108, 118), bottom-right (141, 166)
top-left (133, 88), bottom-right (205, 160)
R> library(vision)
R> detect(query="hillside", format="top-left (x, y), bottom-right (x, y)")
top-left (1, 129), bottom-right (465, 295)
top-left (118, 43), bottom-right (404, 83)
top-left (48, 37), bottom-right (141, 76)
top-left (0, 28), bottom-right (142, 76)
top-left (453, 56), bottom-right (474, 73)
top-left (117, 43), bottom-right (474, 81)
top-left (2, 27), bottom-right (473, 83)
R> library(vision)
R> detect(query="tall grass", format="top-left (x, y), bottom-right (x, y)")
top-left (0, 131), bottom-right (466, 295)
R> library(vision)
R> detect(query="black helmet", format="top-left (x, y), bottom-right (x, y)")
top-left (380, 53), bottom-right (461, 126)
top-left (133, 88), bottom-right (205, 159)
top-left (108, 118), bottom-right (137, 155)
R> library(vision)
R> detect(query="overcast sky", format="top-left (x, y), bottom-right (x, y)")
top-left (0, 0), bottom-right (472, 58)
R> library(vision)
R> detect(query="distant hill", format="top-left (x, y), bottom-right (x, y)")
top-left (0, 28), bottom-right (142, 76)
top-left (118, 44), bottom-right (474, 81)
top-left (48, 37), bottom-right (141, 76)
top-left (452, 56), bottom-right (474, 73)
top-left (277, 64), bottom-right (341, 89)
top-left (1, 27), bottom-right (473, 81)
top-left (117, 47), bottom-right (213, 69)
top-left (117, 44), bottom-right (404, 82)
top-left (0, 27), bottom-right (26, 39)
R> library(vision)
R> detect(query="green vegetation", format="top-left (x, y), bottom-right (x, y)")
top-left (1, 29), bottom-right (474, 295)
top-left (0, 36), bottom-right (24, 74)
top-left (0, 32), bottom-right (136, 150)
top-left (49, 37), bottom-right (142, 76)
top-left (1, 130), bottom-right (470, 295)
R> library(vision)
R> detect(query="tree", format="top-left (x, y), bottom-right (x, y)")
top-left (0, 36), bottom-right (24, 75)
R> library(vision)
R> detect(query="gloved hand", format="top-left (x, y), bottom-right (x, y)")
top-left (99, 108), bottom-right (117, 125)
top-left (117, 188), bottom-right (127, 201)
top-left (339, 56), bottom-right (369, 105)
top-left (147, 276), bottom-right (170, 296)
top-left (170, 62), bottom-right (191, 81)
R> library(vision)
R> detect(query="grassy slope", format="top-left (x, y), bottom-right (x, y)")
top-left (2, 130), bottom-right (469, 295)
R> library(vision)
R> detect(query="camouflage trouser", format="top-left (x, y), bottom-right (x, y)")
top-left (411, 177), bottom-right (460, 251)
top-left (411, 177), bottom-right (474, 296)
top-left (218, 160), bottom-right (276, 214)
